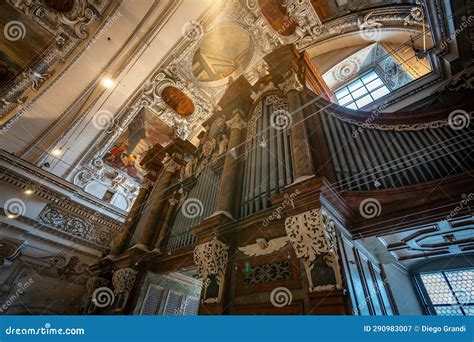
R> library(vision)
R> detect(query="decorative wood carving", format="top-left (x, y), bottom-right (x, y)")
top-left (284, 208), bottom-right (342, 292)
top-left (238, 237), bottom-right (289, 256)
top-left (193, 238), bottom-right (229, 303)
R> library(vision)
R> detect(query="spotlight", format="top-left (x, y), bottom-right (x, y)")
top-left (24, 189), bottom-right (33, 195)
top-left (51, 148), bottom-right (62, 157)
top-left (102, 78), bottom-right (114, 88)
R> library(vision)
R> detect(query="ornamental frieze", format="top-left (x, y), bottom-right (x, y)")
top-left (38, 205), bottom-right (113, 247)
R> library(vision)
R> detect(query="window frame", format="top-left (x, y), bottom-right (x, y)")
top-left (334, 70), bottom-right (391, 110)
top-left (414, 268), bottom-right (474, 316)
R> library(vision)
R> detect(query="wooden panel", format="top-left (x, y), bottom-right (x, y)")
top-left (308, 290), bottom-right (347, 315)
top-left (234, 252), bottom-right (301, 296)
top-left (340, 237), bottom-right (370, 315)
top-left (358, 253), bottom-right (383, 315)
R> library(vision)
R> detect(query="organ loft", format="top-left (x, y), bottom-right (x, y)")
top-left (0, 0), bottom-right (473, 316)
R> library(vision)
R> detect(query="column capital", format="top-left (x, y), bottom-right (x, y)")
top-left (278, 72), bottom-right (304, 94)
top-left (225, 110), bottom-right (247, 130)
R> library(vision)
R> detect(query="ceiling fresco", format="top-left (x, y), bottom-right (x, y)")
top-left (192, 25), bottom-right (253, 84)
top-left (103, 109), bottom-right (172, 181)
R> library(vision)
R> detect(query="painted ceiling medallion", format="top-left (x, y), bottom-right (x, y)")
top-left (192, 25), bottom-right (254, 85)
top-left (162, 86), bottom-right (195, 117)
top-left (259, 0), bottom-right (296, 36)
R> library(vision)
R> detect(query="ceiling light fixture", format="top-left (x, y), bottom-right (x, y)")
top-left (51, 148), bottom-right (62, 157)
top-left (102, 78), bottom-right (114, 88)
top-left (24, 189), bottom-right (33, 195)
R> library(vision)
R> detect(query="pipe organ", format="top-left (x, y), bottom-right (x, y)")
top-left (241, 95), bottom-right (294, 217)
top-left (99, 45), bottom-right (472, 316)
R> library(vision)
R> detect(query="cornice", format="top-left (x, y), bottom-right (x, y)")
top-left (0, 150), bottom-right (125, 225)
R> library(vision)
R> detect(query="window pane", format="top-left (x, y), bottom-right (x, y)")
top-left (371, 86), bottom-right (390, 100)
top-left (356, 94), bottom-right (373, 108)
top-left (420, 273), bottom-right (456, 304)
top-left (463, 306), bottom-right (474, 315)
top-left (335, 70), bottom-right (391, 110)
top-left (434, 306), bottom-right (464, 316)
top-left (351, 87), bottom-right (368, 100)
top-left (348, 79), bottom-right (364, 92)
top-left (445, 270), bottom-right (474, 304)
top-left (335, 88), bottom-right (349, 99)
top-left (366, 78), bottom-right (384, 91)
top-left (346, 102), bottom-right (357, 110)
top-left (338, 94), bottom-right (353, 106)
top-left (361, 71), bottom-right (378, 84)
top-left (419, 269), bottom-right (474, 316)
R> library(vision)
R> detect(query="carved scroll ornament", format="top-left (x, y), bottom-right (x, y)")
top-left (193, 238), bottom-right (229, 280)
top-left (284, 208), bottom-right (342, 292)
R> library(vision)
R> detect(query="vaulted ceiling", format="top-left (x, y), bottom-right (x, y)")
top-left (0, 0), bottom-right (468, 196)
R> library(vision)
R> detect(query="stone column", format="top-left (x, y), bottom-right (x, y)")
top-left (110, 176), bottom-right (154, 255)
top-left (279, 72), bottom-right (314, 181)
top-left (284, 208), bottom-right (342, 292)
top-left (193, 238), bottom-right (229, 307)
top-left (215, 111), bottom-right (247, 218)
top-left (154, 195), bottom-right (179, 251)
top-left (134, 159), bottom-right (181, 248)
top-left (112, 267), bottom-right (137, 312)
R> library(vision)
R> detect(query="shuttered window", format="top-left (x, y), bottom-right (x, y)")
top-left (163, 290), bottom-right (183, 315)
top-left (183, 296), bottom-right (200, 315)
top-left (139, 285), bottom-right (165, 315)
